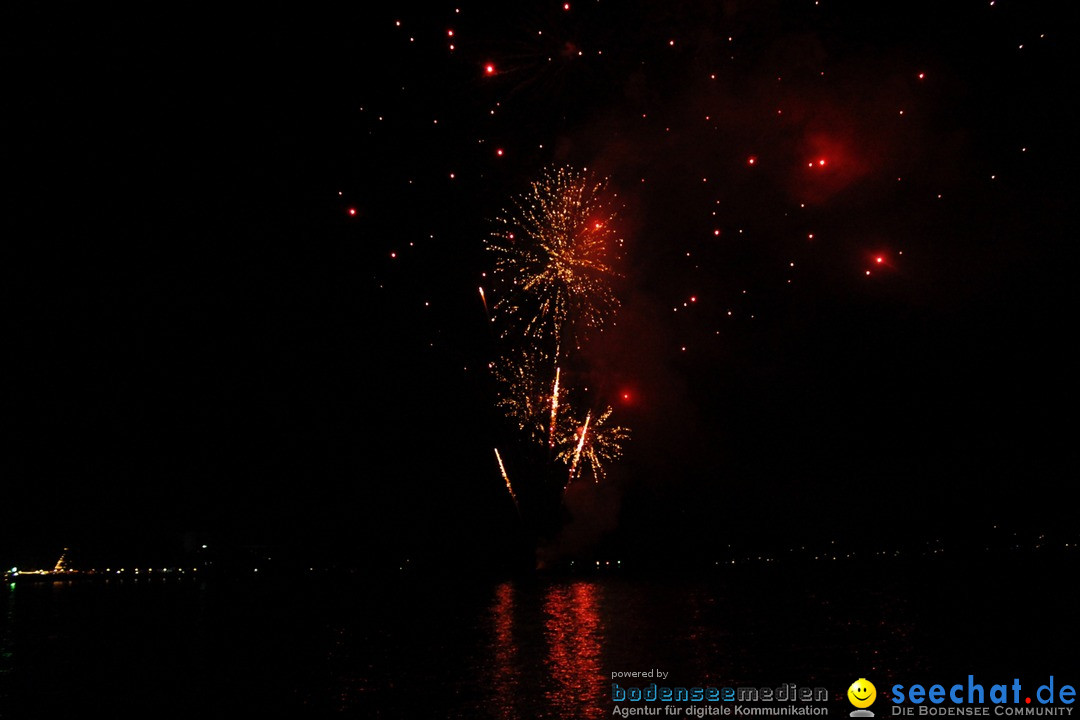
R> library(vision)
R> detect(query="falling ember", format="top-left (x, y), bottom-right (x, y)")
top-left (494, 448), bottom-right (518, 509)
top-left (479, 285), bottom-right (494, 326)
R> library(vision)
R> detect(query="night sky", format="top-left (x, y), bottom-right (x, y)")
top-left (5, 1), bottom-right (1075, 568)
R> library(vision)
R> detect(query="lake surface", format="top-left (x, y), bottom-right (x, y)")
top-left (0, 558), bottom-right (1075, 718)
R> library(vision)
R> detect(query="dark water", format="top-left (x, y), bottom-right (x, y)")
top-left (0, 559), bottom-right (1076, 718)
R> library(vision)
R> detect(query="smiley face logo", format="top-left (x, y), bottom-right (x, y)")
top-left (848, 678), bottom-right (877, 709)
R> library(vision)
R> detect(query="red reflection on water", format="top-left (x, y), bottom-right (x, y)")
top-left (488, 582), bottom-right (520, 719)
top-left (487, 581), bottom-right (607, 719)
top-left (544, 582), bottom-right (605, 719)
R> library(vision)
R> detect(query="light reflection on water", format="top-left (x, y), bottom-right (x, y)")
top-left (542, 582), bottom-right (606, 719)
top-left (3, 563), bottom-right (1073, 718)
top-left (477, 575), bottom-right (914, 720)
top-left (484, 580), bottom-right (610, 720)
top-left (488, 581), bottom-right (520, 718)
top-left (5, 574), bottom-right (914, 718)
top-left (1, 582), bottom-right (14, 679)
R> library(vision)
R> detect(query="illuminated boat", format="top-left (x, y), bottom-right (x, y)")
top-left (7, 549), bottom-right (83, 581)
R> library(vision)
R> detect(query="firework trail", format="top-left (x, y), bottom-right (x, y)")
top-left (479, 286), bottom-right (490, 316)
top-left (549, 366), bottom-right (561, 449)
top-left (567, 410), bottom-right (591, 486)
top-left (494, 448), bottom-right (519, 511)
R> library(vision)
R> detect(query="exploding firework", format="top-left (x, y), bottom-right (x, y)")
top-left (485, 166), bottom-right (631, 550)
top-left (557, 406), bottom-right (630, 487)
top-left (486, 166), bottom-right (622, 352)
top-left (493, 350), bottom-right (566, 444)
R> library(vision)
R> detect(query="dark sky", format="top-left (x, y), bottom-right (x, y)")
top-left (4, 1), bottom-right (1075, 566)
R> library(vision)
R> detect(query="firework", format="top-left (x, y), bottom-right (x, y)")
top-left (486, 166), bottom-right (622, 351)
top-left (567, 409), bottom-right (591, 482)
top-left (486, 166), bottom-right (631, 531)
top-left (494, 448), bottom-right (519, 510)
top-left (549, 366), bottom-right (561, 449)
top-left (493, 350), bottom-right (565, 444)
top-left (557, 406), bottom-right (630, 487)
